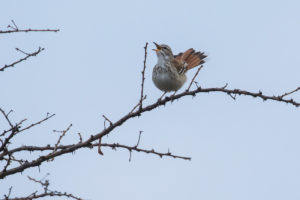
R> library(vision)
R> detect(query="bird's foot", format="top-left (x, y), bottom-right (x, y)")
top-left (157, 92), bottom-right (167, 101)
top-left (170, 91), bottom-right (177, 102)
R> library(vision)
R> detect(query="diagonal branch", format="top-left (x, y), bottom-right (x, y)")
top-left (0, 47), bottom-right (44, 72)
top-left (0, 108), bottom-right (14, 128)
top-left (0, 113), bottom-right (55, 157)
top-left (1, 43), bottom-right (300, 180)
top-left (279, 87), bottom-right (300, 99)
top-left (18, 113), bottom-right (55, 133)
top-left (186, 65), bottom-right (204, 91)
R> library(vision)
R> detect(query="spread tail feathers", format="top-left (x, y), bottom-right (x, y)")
top-left (174, 48), bottom-right (206, 71)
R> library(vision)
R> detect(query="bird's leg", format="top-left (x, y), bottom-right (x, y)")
top-left (158, 91), bottom-right (167, 101)
top-left (170, 91), bottom-right (177, 101)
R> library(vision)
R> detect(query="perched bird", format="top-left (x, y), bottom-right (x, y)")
top-left (152, 42), bottom-right (206, 92)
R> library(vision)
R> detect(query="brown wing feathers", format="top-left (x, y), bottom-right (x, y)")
top-left (174, 48), bottom-right (206, 72)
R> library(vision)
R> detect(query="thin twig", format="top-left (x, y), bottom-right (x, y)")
top-left (135, 131), bottom-right (143, 147)
top-left (186, 65), bottom-right (204, 91)
top-left (102, 142), bottom-right (191, 161)
top-left (2, 156), bottom-right (26, 165)
top-left (53, 124), bottom-right (72, 153)
top-left (0, 114), bottom-right (54, 153)
top-left (279, 87), bottom-right (300, 99)
top-left (18, 113), bottom-right (55, 133)
top-left (77, 133), bottom-right (82, 143)
top-left (98, 136), bottom-right (104, 155)
top-left (11, 175), bottom-right (84, 200)
top-left (130, 95), bottom-right (146, 113)
top-left (1, 119), bottom-right (26, 137)
top-left (0, 29), bottom-right (60, 34)
top-left (102, 115), bottom-right (113, 128)
top-left (1, 20), bottom-right (59, 34)
top-left (139, 42), bottom-right (148, 110)
top-left (0, 47), bottom-right (44, 72)
top-left (15, 48), bottom-right (30, 56)
top-left (227, 93), bottom-right (236, 100)
top-left (0, 128), bottom-right (19, 152)
top-left (11, 20), bottom-right (18, 30)
top-left (0, 108), bottom-right (14, 128)
top-left (129, 130), bottom-right (143, 161)
top-left (3, 186), bottom-right (13, 200)
top-left (27, 176), bottom-right (48, 188)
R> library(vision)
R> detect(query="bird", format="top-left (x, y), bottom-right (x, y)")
top-left (152, 42), bottom-right (206, 94)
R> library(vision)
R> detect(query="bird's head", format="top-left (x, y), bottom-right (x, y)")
top-left (153, 42), bottom-right (174, 60)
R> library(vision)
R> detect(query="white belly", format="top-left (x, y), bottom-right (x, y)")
top-left (152, 66), bottom-right (186, 92)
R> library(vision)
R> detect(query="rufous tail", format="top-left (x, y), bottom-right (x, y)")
top-left (175, 48), bottom-right (207, 71)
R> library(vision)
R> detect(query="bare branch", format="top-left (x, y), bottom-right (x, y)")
top-left (1, 176), bottom-right (83, 200)
top-left (3, 186), bottom-right (12, 200)
top-left (186, 65), bottom-right (203, 91)
top-left (0, 108), bottom-right (14, 128)
top-left (18, 113), bottom-right (55, 133)
top-left (1, 119), bottom-right (26, 137)
top-left (10, 20), bottom-right (18, 30)
top-left (77, 133), bottom-right (82, 143)
top-left (102, 115), bottom-right (113, 128)
top-left (2, 44), bottom-right (300, 180)
top-left (0, 113), bottom-right (55, 157)
top-left (135, 131), bottom-right (143, 148)
top-left (0, 127), bottom-right (19, 153)
top-left (139, 42), bottom-right (148, 110)
top-left (279, 87), bottom-right (300, 99)
top-left (101, 142), bottom-right (191, 161)
top-left (53, 124), bottom-right (72, 153)
top-left (98, 136), bottom-right (104, 155)
top-left (130, 95), bottom-right (146, 113)
top-left (0, 29), bottom-right (60, 34)
top-left (0, 20), bottom-right (59, 34)
top-left (0, 47), bottom-right (44, 72)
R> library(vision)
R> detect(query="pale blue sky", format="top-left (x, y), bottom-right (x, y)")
top-left (1, 0), bottom-right (300, 199)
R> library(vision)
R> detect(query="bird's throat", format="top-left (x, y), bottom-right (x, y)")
top-left (157, 54), bottom-right (171, 67)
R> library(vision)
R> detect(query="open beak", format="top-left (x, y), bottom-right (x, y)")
top-left (153, 42), bottom-right (161, 51)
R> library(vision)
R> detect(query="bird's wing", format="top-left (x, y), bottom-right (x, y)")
top-left (171, 58), bottom-right (184, 73)
top-left (174, 48), bottom-right (206, 72)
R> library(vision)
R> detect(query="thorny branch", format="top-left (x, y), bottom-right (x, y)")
top-left (1, 20), bottom-right (59, 72)
top-left (139, 42), bottom-right (148, 110)
top-left (1, 175), bottom-right (82, 200)
top-left (0, 106), bottom-right (189, 179)
top-left (123, 131), bottom-right (188, 162)
top-left (130, 42), bottom-right (149, 114)
top-left (0, 141), bottom-right (189, 161)
top-left (1, 42), bottom-right (300, 182)
top-left (0, 112), bottom-right (55, 169)
top-left (0, 47), bottom-right (45, 72)
top-left (0, 20), bottom-right (59, 34)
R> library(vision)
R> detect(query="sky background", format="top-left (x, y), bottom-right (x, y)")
top-left (1, 0), bottom-right (300, 199)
